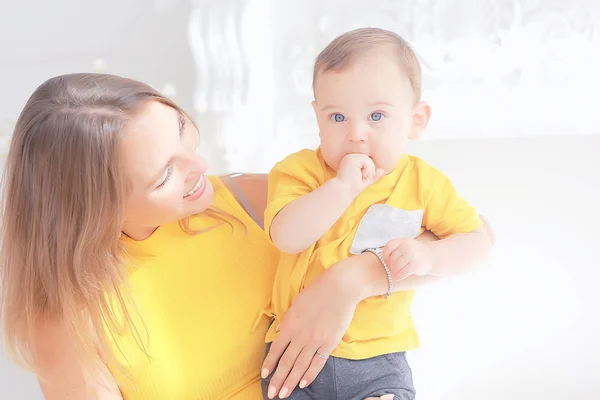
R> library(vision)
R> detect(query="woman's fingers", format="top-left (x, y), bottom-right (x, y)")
top-left (261, 332), bottom-right (290, 379)
top-left (298, 344), bottom-right (333, 390)
top-left (277, 346), bottom-right (319, 398)
top-left (265, 342), bottom-right (303, 399)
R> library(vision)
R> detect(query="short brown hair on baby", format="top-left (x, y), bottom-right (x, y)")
top-left (313, 27), bottom-right (422, 103)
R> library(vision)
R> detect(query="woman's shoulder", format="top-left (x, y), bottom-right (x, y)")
top-left (214, 174), bottom-right (268, 227)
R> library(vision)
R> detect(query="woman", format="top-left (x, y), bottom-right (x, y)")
top-left (0, 73), bottom-right (493, 399)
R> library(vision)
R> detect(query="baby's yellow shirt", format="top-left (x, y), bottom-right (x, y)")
top-left (108, 177), bottom-right (278, 399)
top-left (264, 149), bottom-right (482, 359)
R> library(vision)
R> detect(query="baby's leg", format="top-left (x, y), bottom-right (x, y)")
top-left (260, 346), bottom-right (415, 399)
top-left (334, 352), bottom-right (416, 400)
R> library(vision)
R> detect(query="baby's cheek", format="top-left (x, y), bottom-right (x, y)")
top-left (321, 148), bottom-right (342, 172)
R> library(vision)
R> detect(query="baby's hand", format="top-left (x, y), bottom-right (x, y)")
top-left (383, 238), bottom-right (434, 281)
top-left (336, 153), bottom-right (384, 196)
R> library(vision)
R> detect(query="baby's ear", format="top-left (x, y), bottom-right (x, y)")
top-left (409, 101), bottom-right (431, 140)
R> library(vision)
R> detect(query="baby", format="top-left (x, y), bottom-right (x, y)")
top-left (262, 28), bottom-right (491, 400)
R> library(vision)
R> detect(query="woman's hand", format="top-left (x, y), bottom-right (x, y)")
top-left (259, 231), bottom-right (443, 399)
top-left (260, 256), bottom-right (365, 399)
top-left (259, 216), bottom-right (493, 399)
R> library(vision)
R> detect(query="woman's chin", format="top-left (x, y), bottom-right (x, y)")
top-left (184, 180), bottom-right (215, 216)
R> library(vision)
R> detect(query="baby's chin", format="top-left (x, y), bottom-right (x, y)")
top-left (382, 154), bottom-right (410, 175)
top-left (321, 155), bottom-right (340, 173)
top-left (365, 156), bottom-right (400, 176)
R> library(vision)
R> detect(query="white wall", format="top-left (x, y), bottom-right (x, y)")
top-left (1, 1), bottom-right (599, 399)
top-left (407, 135), bottom-right (599, 400)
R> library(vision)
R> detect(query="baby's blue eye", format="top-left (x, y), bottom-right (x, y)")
top-left (370, 112), bottom-right (383, 121)
top-left (332, 113), bottom-right (346, 122)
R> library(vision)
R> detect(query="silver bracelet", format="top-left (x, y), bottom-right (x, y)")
top-left (362, 247), bottom-right (393, 299)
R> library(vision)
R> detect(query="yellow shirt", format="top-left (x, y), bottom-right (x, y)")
top-left (264, 149), bottom-right (482, 360)
top-left (108, 177), bottom-right (278, 399)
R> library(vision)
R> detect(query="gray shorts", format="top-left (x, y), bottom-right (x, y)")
top-left (261, 344), bottom-right (416, 400)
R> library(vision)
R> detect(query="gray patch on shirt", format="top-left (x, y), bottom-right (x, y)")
top-left (350, 204), bottom-right (424, 255)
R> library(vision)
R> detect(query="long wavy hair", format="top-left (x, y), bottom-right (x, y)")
top-left (0, 73), bottom-right (225, 382)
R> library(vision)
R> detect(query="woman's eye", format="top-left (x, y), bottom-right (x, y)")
top-left (179, 116), bottom-right (187, 136)
top-left (156, 165), bottom-right (174, 189)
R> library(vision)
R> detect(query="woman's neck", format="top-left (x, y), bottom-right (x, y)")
top-left (121, 223), bottom-right (160, 241)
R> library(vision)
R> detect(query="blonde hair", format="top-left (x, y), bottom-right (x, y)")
top-left (0, 73), bottom-right (222, 382)
top-left (313, 27), bottom-right (422, 102)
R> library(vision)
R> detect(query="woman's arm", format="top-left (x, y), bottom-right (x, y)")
top-left (232, 174), bottom-right (496, 398)
top-left (350, 214), bottom-right (496, 296)
top-left (33, 319), bottom-right (122, 400)
top-left (262, 219), bottom-right (495, 398)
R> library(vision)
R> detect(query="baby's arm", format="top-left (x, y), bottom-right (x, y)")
top-left (384, 168), bottom-right (491, 280)
top-left (270, 177), bottom-right (356, 253)
top-left (383, 227), bottom-right (490, 281)
top-left (270, 153), bottom-right (384, 254)
top-left (426, 227), bottom-right (491, 275)
top-left (358, 218), bottom-right (494, 295)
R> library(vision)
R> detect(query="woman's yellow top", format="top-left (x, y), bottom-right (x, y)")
top-left (108, 177), bottom-right (278, 399)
